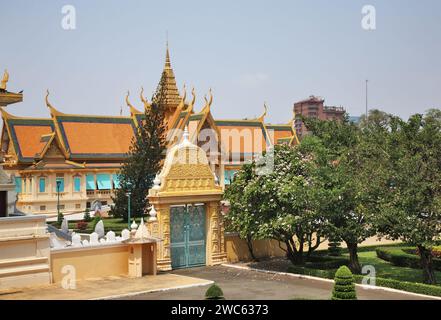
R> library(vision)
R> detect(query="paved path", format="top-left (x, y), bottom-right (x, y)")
top-left (123, 265), bottom-right (437, 300)
top-left (0, 274), bottom-right (212, 300)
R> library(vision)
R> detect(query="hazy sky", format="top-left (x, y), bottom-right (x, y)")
top-left (1, 0), bottom-right (440, 123)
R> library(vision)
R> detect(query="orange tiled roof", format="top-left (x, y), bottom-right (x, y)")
top-left (60, 121), bottom-right (135, 155)
top-left (14, 125), bottom-right (54, 158)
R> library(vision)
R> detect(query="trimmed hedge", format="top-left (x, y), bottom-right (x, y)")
top-left (376, 247), bottom-right (441, 271)
top-left (205, 284), bottom-right (225, 300)
top-left (305, 255), bottom-right (349, 270)
top-left (288, 265), bottom-right (441, 297)
top-left (332, 266), bottom-right (357, 300)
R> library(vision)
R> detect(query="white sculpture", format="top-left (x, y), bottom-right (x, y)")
top-left (106, 230), bottom-right (116, 242)
top-left (61, 218), bottom-right (69, 234)
top-left (121, 229), bottom-right (130, 240)
top-left (71, 233), bottom-right (82, 247)
top-left (82, 239), bottom-right (90, 246)
top-left (130, 219), bottom-right (138, 230)
top-left (94, 220), bottom-right (105, 238)
top-left (149, 205), bottom-right (157, 221)
top-left (134, 218), bottom-right (150, 239)
top-left (49, 233), bottom-right (66, 249)
top-left (99, 238), bottom-right (106, 244)
top-left (90, 232), bottom-right (99, 245)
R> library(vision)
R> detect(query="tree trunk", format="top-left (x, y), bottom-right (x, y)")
top-left (346, 242), bottom-right (361, 274)
top-left (246, 234), bottom-right (259, 262)
top-left (418, 245), bottom-right (436, 285)
top-left (285, 238), bottom-right (304, 265)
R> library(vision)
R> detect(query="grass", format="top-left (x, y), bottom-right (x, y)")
top-left (355, 250), bottom-right (441, 285)
top-left (290, 247), bottom-right (441, 287)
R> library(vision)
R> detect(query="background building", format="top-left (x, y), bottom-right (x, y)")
top-left (294, 95), bottom-right (346, 138)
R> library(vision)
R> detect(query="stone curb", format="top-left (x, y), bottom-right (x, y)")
top-left (222, 263), bottom-right (441, 300)
top-left (90, 279), bottom-right (214, 300)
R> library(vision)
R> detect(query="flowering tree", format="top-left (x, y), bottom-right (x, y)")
top-left (225, 145), bottom-right (326, 265)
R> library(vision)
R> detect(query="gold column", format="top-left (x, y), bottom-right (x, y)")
top-left (155, 204), bottom-right (172, 271)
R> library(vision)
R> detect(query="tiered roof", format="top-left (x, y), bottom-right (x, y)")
top-left (0, 46), bottom-right (299, 172)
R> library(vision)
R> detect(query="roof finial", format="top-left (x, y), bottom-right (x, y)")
top-left (165, 32), bottom-right (171, 69)
top-left (0, 70), bottom-right (9, 90)
top-left (183, 125), bottom-right (189, 142)
top-left (125, 90), bottom-right (134, 109)
top-left (45, 89), bottom-right (53, 108)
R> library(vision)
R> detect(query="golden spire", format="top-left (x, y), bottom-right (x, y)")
top-left (154, 41), bottom-right (181, 107)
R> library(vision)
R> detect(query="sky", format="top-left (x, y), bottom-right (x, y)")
top-left (0, 0), bottom-right (440, 123)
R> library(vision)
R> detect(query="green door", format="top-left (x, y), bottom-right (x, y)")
top-left (170, 204), bottom-right (206, 269)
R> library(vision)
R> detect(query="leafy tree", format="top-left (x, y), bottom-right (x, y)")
top-left (376, 113), bottom-right (441, 284)
top-left (225, 145), bottom-right (326, 265)
top-left (358, 108), bottom-right (392, 129)
top-left (224, 162), bottom-right (260, 260)
top-left (111, 80), bottom-right (167, 221)
top-left (301, 116), bottom-right (386, 273)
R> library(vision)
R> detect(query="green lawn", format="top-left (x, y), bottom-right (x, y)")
top-left (355, 251), bottom-right (441, 285)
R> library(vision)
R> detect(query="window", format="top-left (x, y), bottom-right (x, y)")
top-left (75, 204), bottom-right (81, 209)
top-left (112, 174), bottom-right (120, 189)
top-left (86, 174), bottom-right (95, 190)
top-left (224, 170), bottom-right (237, 185)
top-left (96, 174), bottom-right (111, 190)
top-left (39, 177), bottom-right (46, 193)
top-left (55, 176), bottom-right (64, 192)
top-left (59, 204), bottom-right (65, 210)
top-left (86, 201), bottom-right (91, 209)
top-left (40, 205), bottom-right (46, 211)
top-left (29, 178), bottom-right (32, 193)
top-left (15, 177), bottom-right (22, 193)
top-left (74, 176), bottom-right (81, 192)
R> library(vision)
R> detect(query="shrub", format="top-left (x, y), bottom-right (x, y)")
top-left (328, 239), bottom-right (342, 257)
top-left (205, 284), bottom-right (225, 300)
top-left (306, 255), bottom-right (349, 269)
top-left (331, 266), bottom-right (357, 300)
top-left (354, 275), bottom-right (441, 297)
top-left (289, 264), bottom-right (441, 298)
top-left (83, 208), bottom-right (91, 222)
top-left (376, 247), bottom-right (441, 271)
top-left (76, 221), bottom-right (88, 231)
top-left (91, 216), bottom-right (102, 231)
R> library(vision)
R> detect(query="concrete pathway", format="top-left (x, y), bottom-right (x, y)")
top-left (0, 274), bottom-right (213, 300)
top-left (122, 265), bottom-right (438, 300)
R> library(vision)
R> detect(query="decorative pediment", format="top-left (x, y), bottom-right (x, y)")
top-left (149, 127), bottom-right (222, 196)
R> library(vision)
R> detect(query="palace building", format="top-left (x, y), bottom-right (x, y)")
top-left (0, 46), bottom-right (299, 215)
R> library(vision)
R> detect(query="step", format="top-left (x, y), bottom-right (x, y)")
top-left (0, 263), bottom-right (50, 278)
top-left (0, 256), bottom-right (48, 269)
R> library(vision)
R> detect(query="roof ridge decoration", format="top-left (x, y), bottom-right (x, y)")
top-left (140, 87), bottom-right (150, 111)
top-left (45, 90), bottom-right (71, 158)
top-left (0, 70), bottom-right (9, 91)
top-left (256, 102), bottom-right (268, 122)
top-left (126, 90), bottom-right (142, 115)
top-left (45, 90), bottom-right (65, 117)
top-left (202, 88), bottom-right (213, 114)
